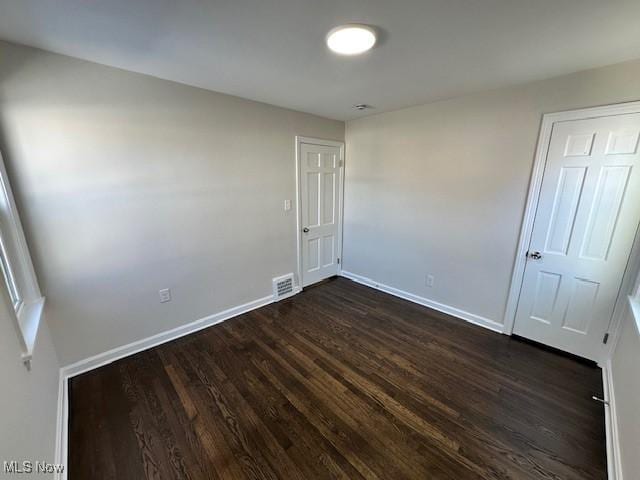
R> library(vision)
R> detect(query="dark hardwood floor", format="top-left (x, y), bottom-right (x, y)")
top-left (68, 277), bottom-right (607, 479)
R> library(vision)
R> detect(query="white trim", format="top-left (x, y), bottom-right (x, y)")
top-left (54, 370), bottom-right (69, 480)
top-left (295, 136), bottom-right (345, 288)
top-left (628, 295), bottom-right (640, 337)
top-left (503, 101), bottom-right (640, 346)
top-left (53, 291), bottom-right (286, 479)
top-left (17, 297), bottom-right (45, 368)
top-left (501, 113), bottom-right (551, 334)
top-left (0, 152), bottom-right (42, 302)
top-left (341, 270), bottom-right (504, 333)
top-left (598, 296), bottom-right (638, 480)
top-left (603, 228), bottom-right (640, 363)
top-left (0, 152), bottom-right (45, 367)
top-left (338, 141), bottom-right (347, 277)
top-left (602, 359), bottom-right (623, 480)
top-left (61, 294), bottom-right (274, 378)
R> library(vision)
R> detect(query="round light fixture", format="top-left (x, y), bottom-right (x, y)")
top-left (326, 24), bottom-right (376, 55)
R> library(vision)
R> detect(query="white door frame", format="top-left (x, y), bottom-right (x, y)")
top-left (295, 136), bottom-right (345, 289)
top-left (503, 101), bottom-right (640, 362)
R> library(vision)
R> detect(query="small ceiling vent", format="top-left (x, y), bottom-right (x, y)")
top-left (273, 274), bottom-right (295, 301)
top-left (354, 104), bottom-right (373, 111)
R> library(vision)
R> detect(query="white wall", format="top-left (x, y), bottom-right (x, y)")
top-left (0, 40), bottom-right (344, 365)
top-left (610, 305), bottom-right (640, 479)
top-left (0, 290), bottom-right (60, 477)
top-left (344, 58), bottom-right (640, 328)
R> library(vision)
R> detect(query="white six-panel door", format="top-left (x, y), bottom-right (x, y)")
top-left (299, 139), bottom-right (343, 287)
top-left (513, 113), bottom-right (640, 360)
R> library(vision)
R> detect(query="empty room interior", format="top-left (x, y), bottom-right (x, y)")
top-left (2, 1), bottom-right (640, 479)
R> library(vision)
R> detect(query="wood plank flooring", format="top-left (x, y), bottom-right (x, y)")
top-left (68, 277), bottom-right (607, 479)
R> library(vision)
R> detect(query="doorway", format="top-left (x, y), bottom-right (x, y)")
top-left (506, 103), bottom-right (640, 362)
top-left (295, 136), bottom-right (344, 288)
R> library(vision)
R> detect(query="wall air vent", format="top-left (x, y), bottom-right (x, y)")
top-left (272, 273), bottom-right (295, 301)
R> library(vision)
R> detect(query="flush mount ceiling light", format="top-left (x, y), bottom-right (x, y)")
top-left (326, 24), bottom-right (376, 55)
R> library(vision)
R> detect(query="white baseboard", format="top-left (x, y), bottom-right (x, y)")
top-left (54, 370), bottom-right (68, 480)
top-left (53, 289), bottom-right (299, 480)
top-left (602, 359), bottom-right (623, 480)
top-left (340, 270), bottom-right (505, 334)
top-left (340, 270), bottom-right (504, 333)
top-left (61, 294), bottom-right (276, 378)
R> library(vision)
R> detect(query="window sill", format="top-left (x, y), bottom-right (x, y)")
top-left (16, 296), bottom-right (45, 369)
top-left (628, 295), bottom-right (640, 338)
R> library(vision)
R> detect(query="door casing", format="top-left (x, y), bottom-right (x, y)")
top-left (295, 136), bottom-right (345, 289)
top-left (503, 101), bottom-right (640, 365)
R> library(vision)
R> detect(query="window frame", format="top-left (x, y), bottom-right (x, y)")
top-left (0, 151), bottom-right (44, 369)
top-left (0, 232), bottom-right (22, 309)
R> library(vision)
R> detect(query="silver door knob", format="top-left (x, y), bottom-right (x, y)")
top-left (527, 251), bottom-right (542, 260)
top-left (303, 227), bottom-right (309, 233)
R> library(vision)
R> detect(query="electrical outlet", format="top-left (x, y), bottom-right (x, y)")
top-left (284, 199), bottom-right (292, 211)
top-left (426, 274), bottom-right (435, 288)
top-left (159, 288), bottom-right (172, 303)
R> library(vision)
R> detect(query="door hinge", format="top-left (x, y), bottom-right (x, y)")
top-left (339, 160), bottom-right (344, 167)
top-left (603, 333), bottom-right (609, 344)
top-left (337, 257), bottom-right (340, 264)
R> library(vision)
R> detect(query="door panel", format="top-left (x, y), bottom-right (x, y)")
top-left (580, 165), bottom-right (631, 260)
top-left (300, 142), bottom-right (342, 287)
top-left (530, 271), bottom-right (561, 324)
top-left (561, 278), bottom-right (599, 333)
top-left (543, 166), bottom-right (586, 255)
top-left (514, 113), bottom-right (640, 360)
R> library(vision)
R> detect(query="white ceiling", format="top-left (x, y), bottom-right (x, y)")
top-left (1, 0), bottom-right (640, 120)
